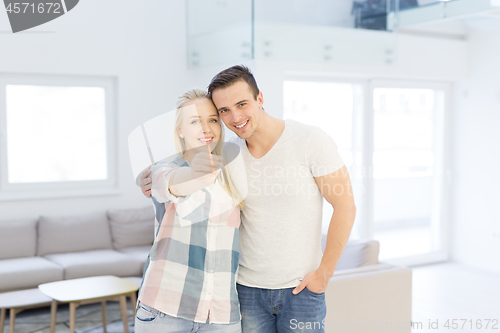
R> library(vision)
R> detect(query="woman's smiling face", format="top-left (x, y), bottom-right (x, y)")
top-left (178, 97), bottom-right (221, 154)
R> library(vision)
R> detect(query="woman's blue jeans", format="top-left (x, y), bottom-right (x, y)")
top-left (134, 301), bottom-right (242, 333)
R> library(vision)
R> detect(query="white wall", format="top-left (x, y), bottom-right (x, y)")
top-left (253, 32), bottom-right (467, 119)
top-left (0, 0), bottom-right (189, 219)
top-left (451, 30), bottom-right (500, 273)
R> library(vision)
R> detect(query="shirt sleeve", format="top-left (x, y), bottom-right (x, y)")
top-left (135, 156), bottom-right (172, 187)
top-left (306, 127), bottom-right (345, 177)
top-left (150, 163), bottom-right (216, 226)
top-left (149, 164), bottom-right (182, 204)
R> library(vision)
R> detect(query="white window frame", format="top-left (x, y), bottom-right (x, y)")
top-left (283, 75), bottom-right (451, 267)
top-left (0, 73), bottom-right (119, 201)
top-left (368, 79), bottom-right (451, 267)
top-left (283, 75), bottom-right (368, 242)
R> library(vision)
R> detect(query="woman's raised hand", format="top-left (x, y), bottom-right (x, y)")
top-left (190, 152), bottom-right (223, 180)
top-left (140, 152), bottom-right (223, 199)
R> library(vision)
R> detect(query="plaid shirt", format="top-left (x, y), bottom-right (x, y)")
top-left (137, 156), bottom-right (241, 324)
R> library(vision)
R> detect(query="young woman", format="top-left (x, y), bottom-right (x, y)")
top-left (134, 89), bottom-right (243, 333)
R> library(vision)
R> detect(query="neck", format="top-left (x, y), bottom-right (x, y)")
top-left (182, 150), bottom-right (195, 162)
top-left (245, 112), bottom-right (285, 152)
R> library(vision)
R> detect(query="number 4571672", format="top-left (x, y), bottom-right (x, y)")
top-left (6, 3), bottom-right (61, 14)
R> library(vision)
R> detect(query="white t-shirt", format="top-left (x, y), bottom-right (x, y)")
top-left (229, 119), bottom-right (345, 289)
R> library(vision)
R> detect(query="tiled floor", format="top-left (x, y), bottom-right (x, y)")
top-left (2, 300), bottom-right (135, 333)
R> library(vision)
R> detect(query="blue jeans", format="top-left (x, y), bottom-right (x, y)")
top-left (134, 301), bottom-right (242, 333)
top-left (236, 284), bottom-right (327, 333)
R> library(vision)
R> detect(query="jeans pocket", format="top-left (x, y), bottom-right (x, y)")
top-left (135, 302), bottom-right (160, 322)
top-left (304, 287), bottom-right (325, 296)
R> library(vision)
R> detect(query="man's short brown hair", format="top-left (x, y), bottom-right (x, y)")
top-left (207, 65), bottom-right (260, 100)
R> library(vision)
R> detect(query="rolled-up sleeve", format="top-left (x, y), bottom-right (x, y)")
top-left (150, 165), bottom-right (180, 203)
top-left (150, 163), bottom-right (215, 226)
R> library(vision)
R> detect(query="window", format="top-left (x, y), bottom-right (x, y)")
top-left (283, 79), bottom-right (365, 240)
top-left (284, 78), bottom-right (450, 266)
top-left (0, 74), bottom-right (118, 200)
top-left (371, 81), bottom-right (448, 264)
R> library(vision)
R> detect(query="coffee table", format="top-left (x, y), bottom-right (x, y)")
top-left (0, 288), bottom-right (52, 333)
top-left (38, 275), bottom-right (139, 333)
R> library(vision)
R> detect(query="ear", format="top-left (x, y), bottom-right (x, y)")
top-left (177, 127), bottom-right (184, 139)
top-left (257, 91), bottom-right (264, 109)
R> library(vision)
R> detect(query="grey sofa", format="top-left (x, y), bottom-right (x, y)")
top-left (0, 207), bottom-right (154, 293)
top-left (0, 209), bottom-right (412, 332)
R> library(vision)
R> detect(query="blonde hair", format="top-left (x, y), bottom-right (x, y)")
top-left (173, 89), bottom-right (244, 210)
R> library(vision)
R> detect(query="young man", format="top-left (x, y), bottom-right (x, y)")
top-left (140, 66), bottom-right (356, 332)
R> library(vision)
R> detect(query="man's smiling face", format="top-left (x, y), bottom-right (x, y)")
top-left (211, 79), bottom-right (264, 140)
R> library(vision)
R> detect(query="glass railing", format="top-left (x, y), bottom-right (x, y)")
top-left (186, 0), bottom-right (253, 68)
top-left (186, 0), bottom-right (500, 68)
top-left (187, 0), bottom-right (397, 68)
top-left (392, 0), bottom-right (500, 29)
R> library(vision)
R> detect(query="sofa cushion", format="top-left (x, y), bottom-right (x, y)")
top-left (107, 206), bottom-right (154, 249)
top-left (43, 249), bottom-right (143, 279)
top-left (322, 237), bottom-right (380, 271)
top-left (117, 246), bottom-right (151, 272)
top-left (0, 257), bottom-right (63, 292)
top-left (38, 212), bottom-right (112, 256)
top-left (0, 218), bottom-right (38, 260)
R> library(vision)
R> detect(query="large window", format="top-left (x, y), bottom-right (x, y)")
top-left (370, 80), bottom-right (448, 265)
top-left (283, 79), bottom-right (365, 240)
top-left (0, 74), bottom-right (118, 200)
top-left (284, 79), bottom-right (450, 266)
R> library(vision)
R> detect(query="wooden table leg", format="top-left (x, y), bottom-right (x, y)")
top-left (50, 299), bottom-right (57, 333)
top-left (101, 301), bottom-right (107, 333)
top-left (69, 303), bottom-right (77, 333)
top-left (119, 295), bottom-right (129, 333)
top-left (0, 308), bottom-right (5, 333)
top-left (9, 308), bottom-right (18, 333)
top-left (129, 292), bottom-right (137, 313)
